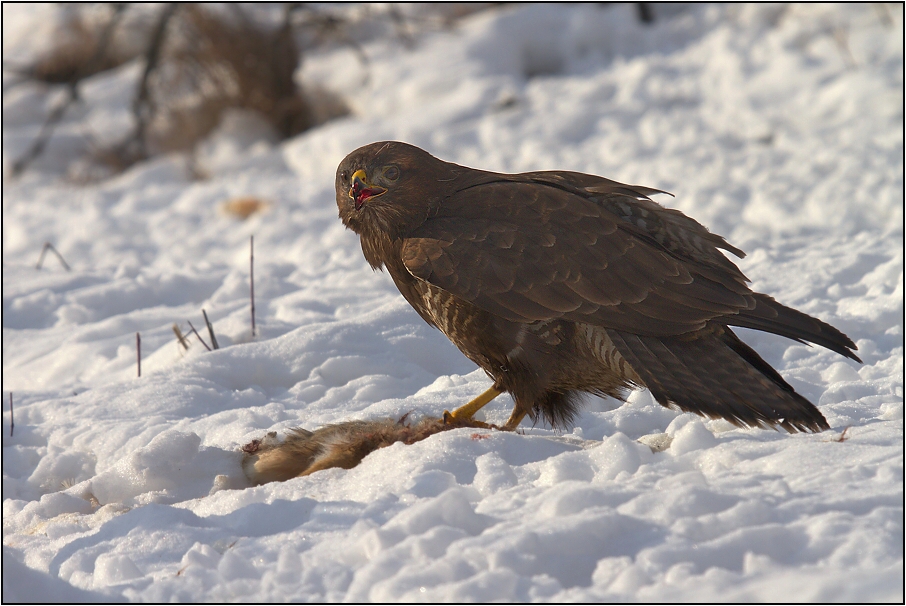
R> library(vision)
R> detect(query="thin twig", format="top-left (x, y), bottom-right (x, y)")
top-left (833, 426), bottom-right (852, 442)
top-left (36, 242), bottom-right (71, 271)
top-left (172, 323), bottom-right (189, 351)
top-left (187, 320), bottom-right (212, 351)
top-left (250, 235), bottom-right (256, 337)
top-left (136, 332), bottom-right (141, 377)
top-left (202, 309), bottom-right (220, 350)
top-left (9, 393), bottom-right (13, 438)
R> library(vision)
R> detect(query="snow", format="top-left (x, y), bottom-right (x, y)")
top-left (2, 3), bottom-right (903, 602)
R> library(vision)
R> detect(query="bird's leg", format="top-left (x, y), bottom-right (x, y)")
top-left (443, 386), bottom-right (503, 425)
top-left (502, 406), bottom-right (527, 431)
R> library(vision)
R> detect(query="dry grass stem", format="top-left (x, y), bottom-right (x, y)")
top-left (202, 309), bottom-right (219, 350)
top-left (250, 235), bottom-right (256, 337)
top-left (187, 321), bottom-right (212, 351)
top-left (36, 242), bottom-right (71, 271)
top-left (172, 323), bottom-right (190, 351)
top-left (833, 426), bottom-right (852, 442)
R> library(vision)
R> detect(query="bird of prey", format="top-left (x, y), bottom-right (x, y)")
top-left (335, 141), bottom-right (860, 433)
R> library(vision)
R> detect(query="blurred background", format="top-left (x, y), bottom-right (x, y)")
top-left (4, 3), bottom-right (521, 180)
top-left (4, 3), bottom-right (900, 182)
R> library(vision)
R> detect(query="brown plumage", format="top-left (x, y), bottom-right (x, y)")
top-left (335, 141), bottom-right (860, 433)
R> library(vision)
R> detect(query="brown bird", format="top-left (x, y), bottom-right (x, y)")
top-left (335, 141), bottom-right (860, 433)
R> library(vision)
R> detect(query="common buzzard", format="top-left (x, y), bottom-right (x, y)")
top-left (335, 141), bottom-right (859, 433)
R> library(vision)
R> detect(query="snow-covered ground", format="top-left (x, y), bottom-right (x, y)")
top-left (3, 3), bottom-right (903, 602)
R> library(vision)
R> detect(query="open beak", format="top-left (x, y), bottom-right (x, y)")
top-left (349, 169), bottom-right (387, 210)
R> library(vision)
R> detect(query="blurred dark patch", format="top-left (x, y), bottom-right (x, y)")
top-left (147, 5), bottom-right (315, 152)
top-left (636, 3), bottom-right (655, 25)
top-left (16, 5), bottom-right (136, 84)
top-left (8, 4), bottom-right (496, 181)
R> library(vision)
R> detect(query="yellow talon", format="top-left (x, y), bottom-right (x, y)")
top-left (444, 386), bottom-right (503, 423)
top-left (441, 385), bottom-right (528, 431)
top-left (502, 407), bottom-right (527, 431)
top-left (442, 411), bottom-right (492, 429)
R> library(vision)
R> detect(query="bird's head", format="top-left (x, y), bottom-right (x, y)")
top-left (336, 141), bottom-right (454, 242)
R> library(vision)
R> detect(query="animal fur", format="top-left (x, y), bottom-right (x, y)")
top-left (242, 415), bottom-right (491, 484)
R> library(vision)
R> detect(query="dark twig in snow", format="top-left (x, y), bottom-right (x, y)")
top-left (187, 321), bottom-right (212, 351)
top-left (36, 242), bottom-right (71, 271)
top-left (250, 235), bottom-right (256, 337)
top-left (9, 393), bottom-right (13, 438)
top-left (202, 309), bottom-right (220, 350)
top-left (136, 332), bottom-right (142, 377)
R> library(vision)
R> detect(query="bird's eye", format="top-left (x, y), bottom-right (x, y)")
top-left (340, 170), bottom-right (349, 181)
top-left (383, 166), bottom-right (400, 181)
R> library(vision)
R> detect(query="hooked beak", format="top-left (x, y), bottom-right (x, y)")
top-left (349, 169), bottom-right (387, 210)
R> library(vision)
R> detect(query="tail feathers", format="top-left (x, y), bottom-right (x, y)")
top-left (731, 294), bottom-right (861, 362)
top-left (608, 325), bottom-right (830, 433)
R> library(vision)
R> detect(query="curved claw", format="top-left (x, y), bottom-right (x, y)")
top-left (443, 410), bottom-right (492, 429)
